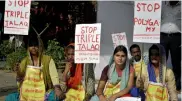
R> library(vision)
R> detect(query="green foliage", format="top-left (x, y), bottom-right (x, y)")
top-left (6, 47), bottom-right (27, 70)
top-left (45, 39), bottom-right (65, 68)
top-left (0, 40), bottom-right (14, 58)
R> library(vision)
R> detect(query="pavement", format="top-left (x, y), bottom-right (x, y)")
top-left (0, 70), bottom-right (17, 101)
top-left (0, 70), bottom-right (181, 101)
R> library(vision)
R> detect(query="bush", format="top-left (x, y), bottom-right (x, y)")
top-left (0, 40), bottom-right (14, 60)
top-left (6, 47), bottom-right (27, 70)
top-left (45, 39), bottom-right (65, 68)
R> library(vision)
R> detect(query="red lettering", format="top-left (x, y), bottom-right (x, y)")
top-left (154, 3), bottom-right (160, 12)
top-left (137, 3), bottom-right (141, 11)
top-left (81, 26), bottom-right (97, 34)
top-left (134, 17), bottom-right (138, 25)
top-left (136, 2), bottom-right (160, 12)
top-left (77, 44), bottom-right (82, 50)
top-left (152, 27), bottom-right (155, 32)
top-left (95, 34), bottom-right (100, 43)
top-left (24, 0), bottom-right (29, 7)
top-left (5, 10), bottom-right (10, 17)
top-left (81, 35), bottom-right (85, 43)
top-left (8, 0), bottom-right (12, 6)
top-left (147, 4), bottom-right (153, 12)
top-left (17, 11), bottom-right (20, 17)
top-left (14, 20), bottom-right (18, 26)
top-left (81, 26), bottom-right (85, 34)
top-left (146, 27), bottom-right (151, 32)
top-left (25, 12), bottom-right (29, 19)
top-left (18, 0), bottom-right (24, 6)
top-left (14, 0), bottom-right (16, 7)
top-left (94, 27), bottom-right (97, 33)
top-left (146, 27), bottom-right (156, 32)
top-left (9, 21), bottom-right (13, 25)
top-left (77, 44), bottom-right (100, 51)
top-left (154, 20), bottom-right (159, 26)
top-left (134, 18), bottom-right (159, 26)
top-left (10, 11), bottom-right (14, 17)
top-left (141, 3), bottom-right (147, 11)
top-left (76, 35), bottom-right (80, 43)
top-left (20, 11), bottom-right (24, 18)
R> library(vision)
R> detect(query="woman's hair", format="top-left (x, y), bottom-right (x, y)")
top-left (113, 45), bottom-right (128, 57)
top-left (149, 44), bottom-right (159, 62)
top-left (65, 45), bottom-right (74, 54)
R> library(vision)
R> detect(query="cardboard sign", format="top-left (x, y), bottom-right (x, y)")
top-left (4, 0), bottom-right (31, 35)
top-left (112, 32), bottom-right (128, 48)
top-left (111, 32), bottom-right (131, 58)
top-left (133, 1), bottom-right (162, 43)
top-left (75, 23), bottom-right (101, 63)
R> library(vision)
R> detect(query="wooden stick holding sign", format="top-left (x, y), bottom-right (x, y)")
top-left (31, 23), bottom-right (50, 66)
top-left (31, 23), bottom-right (51, 36)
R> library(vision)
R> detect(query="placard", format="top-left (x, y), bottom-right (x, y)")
top-left (112, 32), bottom-right (131, 58)
top-left (133, 1), bottom-right (162, 43)
top-left (75, 23), bottom-right (101, 63)
top-left (4, 0), bottom-right (31, 35)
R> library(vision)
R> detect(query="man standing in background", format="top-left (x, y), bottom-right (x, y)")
top-left (160, 1), bottom-right (181, 92)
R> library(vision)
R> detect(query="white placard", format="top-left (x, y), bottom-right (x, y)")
top-left (75, 23), bottom-right (101, 63)
top-left (112, 32), bottom-right (131, 58)
top-left (133, 1), bottom-right (162, 43)
top-left (115, 97), bottom-right (141, 101)
top-left (4, 0), bottom-right (31, 35)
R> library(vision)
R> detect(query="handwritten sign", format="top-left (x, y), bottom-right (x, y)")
top-left (20, 66), bottom-right (45, 101)
top-left (4, 0), bottom-right (31, 35)
top-left (115, 97), bottom-right (141, 101)
top-left (133, 1), bottom-right (161, 43)
top-left (112, 32), bottom-right (131, 58)
top-left (75, 23), bottom-right (101, 63)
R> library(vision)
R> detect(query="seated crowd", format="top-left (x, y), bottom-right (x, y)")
top-left (5, 36), bottom-right (177, 101)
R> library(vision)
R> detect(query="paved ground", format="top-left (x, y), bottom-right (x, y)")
top-left (0, 70), bottom-right (17, 101)
top-left (0, 70), bottom-right (181, 101)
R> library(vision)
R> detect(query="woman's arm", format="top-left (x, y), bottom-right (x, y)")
top-left (166, 69), bottom-right (178, 101)
top-left (96, 80), bottom-right (107, 96)
top-left (62, 62), bottom-right (72, 81)
top-left (49, 59), bottom-right (65, 99)
top-left (96, 66), bottom-right (109, 101)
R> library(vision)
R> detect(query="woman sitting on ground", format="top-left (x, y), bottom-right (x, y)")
top-left (91, 45), bottom-right (135, 101)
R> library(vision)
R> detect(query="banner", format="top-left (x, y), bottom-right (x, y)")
top-left (111, 32), bottom-right (131, 58)
top-left (133, 1), bottom-right (162, 43)
top-left (75, 23), bottom-right (101, 63)
top-left (4, 0), bottom-right (31, 35)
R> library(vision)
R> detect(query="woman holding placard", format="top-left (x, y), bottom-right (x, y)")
top-left (91, 45), bottom-right (135, 101)
top-left (61, 43), bottom-right (95, 101)
top-left (136, 44), bottom-right (177, 101)
top-left (5, 36), bottom-right (64, 101)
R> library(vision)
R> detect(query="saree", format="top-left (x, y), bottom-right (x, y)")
top-left (146, 44), bottom-right (168, 101)
top-left (6, 45), bottom-right (60, 101)
top-left (65, 63), bottom-right (95, 101)
top-left (64, 43), bottom-right (95, 101)
top-left (91, 56), bottom-right (131, 101)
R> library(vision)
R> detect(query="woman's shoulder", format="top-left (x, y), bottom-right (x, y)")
top-left (166, 68), bottom-right (174, 76)
top-left (102, 65), bottom-right (109, 72)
